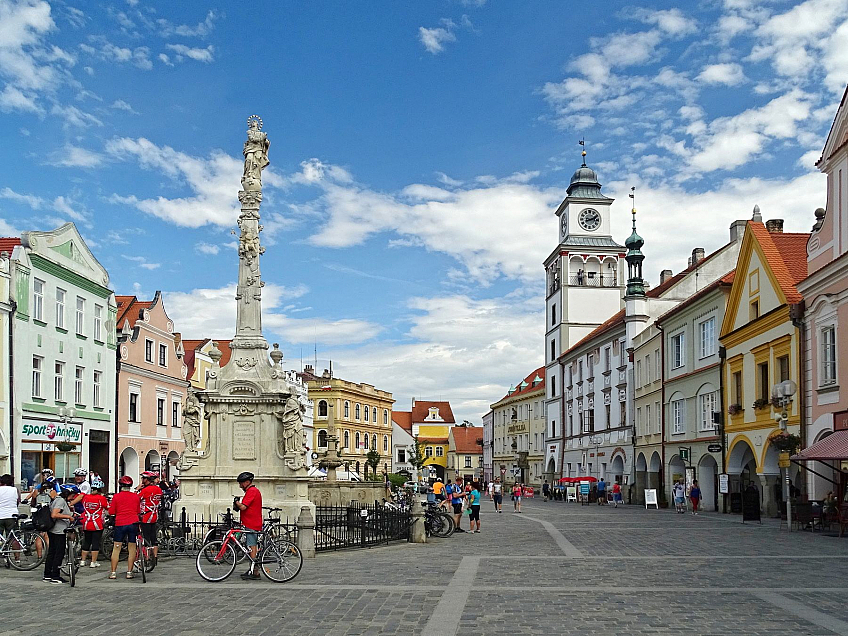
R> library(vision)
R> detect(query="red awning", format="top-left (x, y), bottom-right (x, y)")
top-left (791, 430), bottom-right (848, 461)
top-left (558, 476), bottom-right (598, 483)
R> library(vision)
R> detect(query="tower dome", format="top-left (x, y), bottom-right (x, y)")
top-left (566, 164), bottom-right (605, 199)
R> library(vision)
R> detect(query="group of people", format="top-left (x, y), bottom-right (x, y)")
top-left (431, 478), bottom-right (483, 533)
top-left (0, 467), bottom-right (166, 584)
top-left (672, 479), bottom-right (702, 515)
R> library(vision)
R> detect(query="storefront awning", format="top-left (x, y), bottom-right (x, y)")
top-left (791, 430), bottom-right (848, 461)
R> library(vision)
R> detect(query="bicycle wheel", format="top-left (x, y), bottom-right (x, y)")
top-left (100, 526), bottom-right (113, 560)
top-left (8, 531), bottom-right (47, 571)
top-left (196, 540), bottom-right (237, 582)
top-left (138, 541), bottom-right (146, 583)
top-left (260, 540), bottom-right (302, 583)
top-left (67, 537), bottom-right (76, 587)
top-left (433, 513), bottom-right (454, 538)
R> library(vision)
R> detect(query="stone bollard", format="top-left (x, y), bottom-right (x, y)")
top-left (410, 498), bottom-right (426, 544)
top-left (296, 505), bottom-right (316, 558)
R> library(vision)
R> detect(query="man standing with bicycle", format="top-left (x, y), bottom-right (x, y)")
top-left (233, 472), bottom-right (262, 580)
top-left (44, 484), bottom-right (78, 584)
top-left (138, 471), bottom-right (163, 565)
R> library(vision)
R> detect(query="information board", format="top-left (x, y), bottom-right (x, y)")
top-left (742, 486), bottom-right (761, 523)
top-left (644, 489), bottom-right (658, 509)
top-left (718, 473), bottom-right (729, 494)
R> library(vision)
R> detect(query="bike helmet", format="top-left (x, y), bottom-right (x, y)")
top-left (118, 475), bottom-right (133, 487)
top-left (73, 467), bottom-right (88, 477)
top-left (39, 476), bottom-right (56, 489)
top-left (41, 468), bottom-right (54, 477)
top-left (140, 471), bottom-right (157, 480)
top-left (237, 471), bottom-right (254, 483)
top-left (59, 483), bottom-right (80, 496)
top-left (90, 477), bottom-right (105, 490)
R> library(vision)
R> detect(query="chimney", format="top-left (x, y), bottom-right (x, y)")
top-left (729, 219), bottom-right (747, 243)
top-left (691, 248), bottom-right (705, 265)
top-left (660, 269), bottom-right (673, 284)
top-left (304, 364), bottom-right (314, 375)
top-left (765, 219), bottom-right (784, 234)
top-left (322, 368), bottom-right (330, 379)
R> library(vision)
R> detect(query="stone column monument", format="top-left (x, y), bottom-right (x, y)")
top-left (178, 116), bottom-right (313, 523)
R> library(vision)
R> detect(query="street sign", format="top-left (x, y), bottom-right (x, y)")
top-left (707, 444), bottom-right (722, 453)
top-left (679, 447), bottom-right (690, 462)
top-left (718, 473), bottom-right (729, 494)
top-left (778, 452), bottom-right (791, 468)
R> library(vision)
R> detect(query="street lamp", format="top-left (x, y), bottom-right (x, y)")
top-left (589, 434), bottom-right (604, 479)
top-left (772, 379), bottom-right (797, 531)
top-left (57, 407), bottom-right (77, 481)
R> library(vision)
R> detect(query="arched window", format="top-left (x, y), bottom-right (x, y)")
top-left (318, 400), bottom-right (328, 418)
top-left (344, 430), bottom-right (350, 449)
top-left (344, 401), bottom-right (350, 418)
top-left (364, 405), bottom-right (370, 422)
top-left (383, 410), bottom-right (388, 425)
top-left (355, 431), bottom-right (361, 449)
top-left (372, 434), bottom-right (377, 451)
top-left (364, 434), bottom-right (369, 450)
top-left (383, 435), bottom-right (388, 452)
top-left (318, 429), bottom-right (328, 448)
top-left (355, 404), bottom-right (361, 420)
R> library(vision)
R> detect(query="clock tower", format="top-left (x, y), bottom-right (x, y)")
top-left (543, 158), bottom-right (625, 476)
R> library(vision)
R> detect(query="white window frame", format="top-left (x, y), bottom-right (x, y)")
top-left (465, 455), bottom-right (472, 468)
top-left (355, 431), bottom-right (361, 449)
top-left (33, 279), bottom-right (45, 322)
top-left (672, 399), bottom-right (685, 434)
top-left (821, 325), bottom-right (837, 386)
top-left (129, 390), bottom-right (140, 423)
top-left (645, 404), bottom-right (651, 436)
top-left (671, 332), bottom-right (685, 369)
top-left (655, 401), bottom-right (661, 434)
top-left (157, 396), bottom-right (166, 426)
top-left (93, 370), bottom-right (102, 408)
top-left (318, 429), bottom-right (328, 448)
top-left (144, 339), bottom-right (154, 363)
top-left (436, 446), bottom-right (444, 457)
top-left (355, 404), bottom-right (361, 421)
top-left (159, 343), bottom-right (167, 367)
top-left (32, 356), bottom-right (43, 398)
top-left (54, 361), bottom-right (64, 401)
top-left (383, 409), bottom-right (388, 425)
top-left (699, 317), bottom-right (716, 359)
top-left (364, 405), bottom-right (370, 422)
top-left (344, 401), bottom-right (350, 418)
top-left (93, 304), bottom-right (102, 341)
top-left (698, 392), bottom-right (717, 431)
top-left (372, 434), bottom-right (377, 451)
top-left (397, 448), bottom-right (406, 463)
top-left (56, 288), bottom-right (66, 329)
top-left (172, 401), bottom-right (181, 427)
top-left (383, 435), bottom-right (388, 452)
top-left (654, 350), bottom-right (660, 379)
top-left (425, 446), bottom-right (433, 458)
top-left (74, 366), bottom-right (84, 405)
top-left (636, 407), bottom-right (642, 436)
top-left (75, 296), bottom-right (85, 335)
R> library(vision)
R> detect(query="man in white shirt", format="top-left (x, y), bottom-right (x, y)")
top-left (0, 473), bottom-right (21, 536)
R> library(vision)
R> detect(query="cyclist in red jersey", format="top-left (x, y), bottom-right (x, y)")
top-left (79, 477), bottom-right (109, 568)
top-left (233, 471), bottom-right (262, 580)
top-left (138, 471), bottom-right (163, 564)
top-left (108, 475), bottom-right (141, 580)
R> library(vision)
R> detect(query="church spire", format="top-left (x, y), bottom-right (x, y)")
top-left (625, 187), bottom-right (646, 297)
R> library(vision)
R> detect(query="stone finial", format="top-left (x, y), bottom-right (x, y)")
top-left (209, 342), bottom-right (223, 364)
top-left (752, 204), bottom-right (762, 222)
top-left (813, 207), bottom-right (826, 232)
top-left (270, 343), bottom-right (283, 366)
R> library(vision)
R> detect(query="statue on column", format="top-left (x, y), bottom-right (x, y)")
top-left (275, 395), bottom-right (306, 457)
top-left (242, 115), bottom-right (270, 191)
top-left (182, 392), bottom-right (202, 451)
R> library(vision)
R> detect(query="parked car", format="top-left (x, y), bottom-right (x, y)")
top-left (402, 481), bottom-right (430, 492)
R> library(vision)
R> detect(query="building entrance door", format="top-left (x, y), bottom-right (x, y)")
top-left (89, 430), bottom-right (110, 487)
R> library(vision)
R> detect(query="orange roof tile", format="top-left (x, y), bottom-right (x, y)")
top-left (0, 237), bottom-right (21, 255)
top-left (749, 223), bottom-right (809, 304)
top-left (450, 427), bottom-right (483, 453)
top-left (411, 400), bottom-right (455, 424)
top-left (392, 411), bottom-right (413, 433)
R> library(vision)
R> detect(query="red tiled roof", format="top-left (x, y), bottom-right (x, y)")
top-left (418, 437), bottom-right (448, 444)
top-left (392, 411), bottom-right (412, 433)
top-left (0, 237), bottom-right (21, 256)
top-left (182, 338), bottom-right (232, 379)
top-left (180, 339), bottom-right (210, 352)
top-left (749, 223), bottom-right (809, 304)
top-left (411, 400), bottom-right (455, 424)
top-left (656, 270), bottom-right (735, 325)
top-left (558, 308), bottom-right (626, 362)
top-left (497, 366), bottom-right (546, 402)
top-left (450, 427), bottom-right (483, 453)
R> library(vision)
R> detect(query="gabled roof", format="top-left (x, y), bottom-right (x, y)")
top-left (495, 366), bottom-right (546, 403)
top-left (656, 270), bottom-right (735, 325)
top-left (747, 223), bottom-right (808, 304)
top-left (392, 411), bottom-right (412, 433)
top-left (558, 308), bottom-right (626, 362)
top-left (450, 426), bottom-right (483, 453)
top-left (0, 237), bottom-right (21, 255)
top-left (411, 400), bottom-right (455, 424)
top-left (818, 84), bottom-right (848, 166)
top-left (115, 295), bottom-right (153, 330)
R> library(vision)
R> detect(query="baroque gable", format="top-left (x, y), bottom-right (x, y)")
top-left (21, 222), bottom-right (109, 288)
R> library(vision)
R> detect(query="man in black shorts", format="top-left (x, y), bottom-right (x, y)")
top-left (450, 480), bottom-right (466, 532)
top-left (492, 477), bottom-right (503, 513)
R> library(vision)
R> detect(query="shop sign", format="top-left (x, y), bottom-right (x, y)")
top-left (21, 421), bottom-right (82, 443)
top-left (507, 422), bottom-right (529, 434)
top-left (718, 473), bottom-right (729, 494)
top-left (835, 409), bottom-right (848, 431)
top-left (707, 444), bottom-right (722, 453)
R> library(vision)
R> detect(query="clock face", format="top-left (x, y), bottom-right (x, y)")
top-left (560, 214), bottom-right (568, 235)
top-left (578, 208), bottom-right (601, 232)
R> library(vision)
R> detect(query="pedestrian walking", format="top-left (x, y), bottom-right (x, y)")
top-left (597, 478), bottom-right (606, 505)
top-left (689, 480), bottom-right (701, 516)
top-left (492, 477), bottom-right (503, 513)
top-left (542, 480), bottom-right (550, 502)
top-left (612, 481), bottom-right (622, 508)
top-left (673, 480), bottom-right (686, 513)
top-left (512, 483), bottom-right (522, 513)
top-left (468, 482), bottom-right (482, 533)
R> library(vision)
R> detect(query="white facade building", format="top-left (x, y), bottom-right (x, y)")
top-left (482, 410), bottom-right (493, 483)
top-left (10, 224), bottom-right (118, 489)
top-left (0, 249), bottom-right (12, 475)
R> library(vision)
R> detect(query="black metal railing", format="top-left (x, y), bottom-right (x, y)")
top-left (314, 502), bottom-right (412, 552)
top-left (568, 274), bottom-right (617, 287)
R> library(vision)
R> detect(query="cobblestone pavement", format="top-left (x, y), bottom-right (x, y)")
top-left (3, 499), bottom-right (848, 635)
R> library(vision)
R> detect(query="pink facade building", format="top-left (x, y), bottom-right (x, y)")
top-left (799, 86), bottom-right (848, 499)
top-left (116, 292), bottom-right (188, 484)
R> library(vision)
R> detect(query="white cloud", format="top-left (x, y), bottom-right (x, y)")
top-left (156, 10), bottom-right (217, 38)
top-left (52, 195), bottom-right (88, 223)
top-left (164, 44), bottom-right (214, 63)
top-left (79, 38), bottom-right (152, 69)
top-left (158, 53), bottom-right (173, 66)
top-left (697, 62), bottom-right (746, 85)
top-left (47, 144), bottom-right (103, 168)
top-left (0, 186), bottom-right (43, 209)
top-left (418, 26), bottom-right (456, 54)
top-left (0, 85), bottom-right (42, 113)
top-left (50, 103), bottom-right (103, 128)
top-left (194, 242), bottom-right (220, 255)
top-left (110, 99), bottom-right (138, 114)
top-left (122, 255), bottom-right (160, 270)
top-left (629, 8), bottom-right (698, 36)
top-left (0, 216), bottom-right (19, 237)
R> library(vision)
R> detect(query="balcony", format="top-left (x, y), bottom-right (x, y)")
top-left (568, 273), bottom-right (618, 287)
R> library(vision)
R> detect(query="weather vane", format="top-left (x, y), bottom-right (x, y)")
top-left (578, 138), bottom-right (587, 167)
top-left (629, 187), bottom-right (637, 227)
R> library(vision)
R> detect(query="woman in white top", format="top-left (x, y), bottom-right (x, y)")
top-left (0, 473), bottom-right (21, 536)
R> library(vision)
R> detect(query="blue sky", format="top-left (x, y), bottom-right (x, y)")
top-left (0, 0), bottom-right (845, 424)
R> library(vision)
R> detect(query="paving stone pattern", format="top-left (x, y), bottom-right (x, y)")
top-left (1, 500), bottom-right (846, 635)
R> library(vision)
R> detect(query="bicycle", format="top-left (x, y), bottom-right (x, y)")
top-left (0, 514), bottom-right (47, 571)
top-left (196, 522), bottom-right (302, 583)
top-left (424, 504), bottom-right (455, 538)
top-left (132, 522), bottom-right (156, 582)
top-left (60, 525), bottom-right (81, 587)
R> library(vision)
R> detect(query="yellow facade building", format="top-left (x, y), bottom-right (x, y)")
top-left (720, 215), bottom-right (808, 516)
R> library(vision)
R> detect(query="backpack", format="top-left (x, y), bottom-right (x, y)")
top-left (32, 504), bottom-right (55, 532)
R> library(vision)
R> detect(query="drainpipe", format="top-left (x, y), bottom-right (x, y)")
top-left (8, 300), bottom-right (16, 480)
top-left (659, 325), bottom-right (666, 502)
top-left (790, 301), bottom-right (806, 496)
top-left (559, 357), bottom-right (566, 481)
top-left (719, 345), bottom-right (727, 513)
top-left (114, 343), bottom-right (121, 493)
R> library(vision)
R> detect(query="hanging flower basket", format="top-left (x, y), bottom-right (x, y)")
top-left (769, 432), bottom-right (801, 454)
top-left (56, 441), bottom-right (75, 452)
top-left (728, 404), bottom-right (743, 416)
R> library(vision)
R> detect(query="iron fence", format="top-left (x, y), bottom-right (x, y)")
top-left (315, 502), bottom-right (413, 552)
